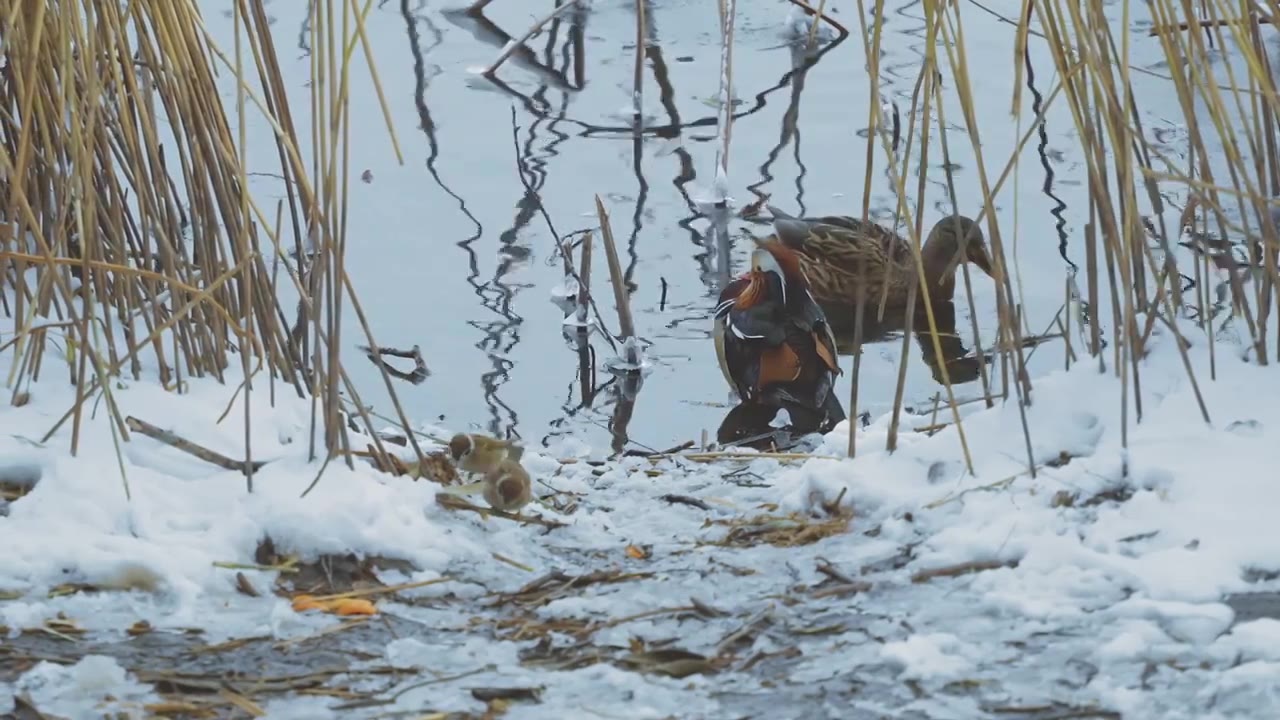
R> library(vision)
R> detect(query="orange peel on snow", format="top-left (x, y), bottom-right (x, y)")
top-left (331, 598), bottom-right (377, 616)
top-left (290, 594), bottom-right (325, 612)
top-left (290, 594), bottom-right (378, 616)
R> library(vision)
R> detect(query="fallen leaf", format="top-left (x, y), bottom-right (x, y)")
top-left (625, 544), bottom-right (651, 560)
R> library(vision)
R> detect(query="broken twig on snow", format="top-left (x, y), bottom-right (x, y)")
top-left (126, 416), bottom-right (268, 475)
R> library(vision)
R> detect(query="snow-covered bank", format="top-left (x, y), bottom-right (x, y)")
top-left (2, 320), bottom-right (1280, 718)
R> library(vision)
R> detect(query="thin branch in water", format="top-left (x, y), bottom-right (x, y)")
top-left (482, 0), bottom-right (584, 77)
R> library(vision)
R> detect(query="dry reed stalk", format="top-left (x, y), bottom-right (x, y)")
top-left (806, 0), bottom-right (830, 49)
top-left (633, 0), bottom-right (646, 123)
top-left (508, 107), bottom-right (618, 352)
top-left (1, 0), bottom-right (422, 492)
top-left (715, 0), bottom-right (737, 182)
top-left (235, 0), bottom-right (255, 493)
top-left (579, 233), bottom-right (594, 328)
top-left (853, 0), bottom-right (976, 472)
top-left (594, 197), bottom-right (638, 356)
top-left (848, 0), bottom-right (887, 455)
top-left (932, 79), bottom-right (995, 408)
top-left (784, 0), bottom-right (849, 37)
top-left (482, 0), bottom-right (584, 78)
top-left (1018, 0), bottom-right (1241, 438)
top-left (846, 276), bottom-right (867, 458)
top-left (577, 232), bottom-right (595, 402)
top-left (935, 5), bottom-right (1038, 477)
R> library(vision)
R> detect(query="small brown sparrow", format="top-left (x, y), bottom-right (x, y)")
top-left (448, 433), bottom-right (524, 474)
top-left (480, 458), bottom-right (533, 513)
top-left (437, 458), bottom-right (533, 513)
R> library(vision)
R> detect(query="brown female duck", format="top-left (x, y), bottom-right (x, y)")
top-left (713, 240), bottom-right (845, 432)
top-left (765, 205), bottom-right (995, 308)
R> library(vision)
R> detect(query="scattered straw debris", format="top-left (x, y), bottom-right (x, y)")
top-left (618, 648), bottom-right (722, 678)
top-left (254, 537), bottom-right (418, 597)
top-left (435, 493), bottom-right (567, 529)
top-left (369, 448), bottom-right (458, 484)
top-left (470, 686), bottom-right (543, 703)
top-left (491, 552), bottom-right (535, 572)
top-left (809, 558), bottom-right (874, 598)
top-left (333, 665), bottom-right (495, 711)
top-left (649, 450), bottom-right (836, 464)
top-left (1, 481), bottom-right (33, 502)
top-left (659, 493), bottom-right (712, 511)
top-left (572, 604), bottom-right (712, 640)
top-left (494, 569), bottom-right (655, 608)
top-left (705, 511), bottom-right (852, 548)
top-left (273, 617), bottom-right (373, 650)
top-left (138, 666), bottom-right (411, 698)
top-left (37, 615), bottom-right (86, 641)
top-left (911, 559), bottom-right (1019, 583)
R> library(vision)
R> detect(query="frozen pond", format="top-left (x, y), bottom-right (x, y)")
top-left (201, 0), bottom-right (1126, 452)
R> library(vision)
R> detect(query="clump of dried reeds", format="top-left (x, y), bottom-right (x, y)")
top-left (847, 0), bottom-right (1280, 475)
top-left (1, 0), bottom-right (421, 491)
top-left (1016, 0), bottom-right (1280, 450)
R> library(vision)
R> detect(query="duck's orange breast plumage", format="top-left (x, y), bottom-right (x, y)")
top-left (713, 254), bottom-right (845, 433)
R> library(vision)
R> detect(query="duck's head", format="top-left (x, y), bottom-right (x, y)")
top-left (736, 240), bottom-right (805, 309)
top-left (930, 215), bottom-right (994, 277)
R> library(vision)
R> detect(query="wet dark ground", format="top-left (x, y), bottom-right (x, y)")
top-left (7, 587), bottom-right (1275, 718)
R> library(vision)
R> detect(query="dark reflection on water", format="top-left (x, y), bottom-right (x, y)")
top-left (1023, 43), bottom-right (1074, 271)
top-left (405, 0), bottom-right (526, 439)
top-left (747, 43), bottom-right (817, 216)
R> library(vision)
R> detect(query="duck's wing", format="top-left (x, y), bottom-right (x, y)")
top-left (714, 278), bottom-right (747, 397)
top-left (812, 318), bottom-right (841, 377)
top-left (717, 321), bottom-right (764, 400)
top-left (792, 295), bottom-right (843, 413)
top-left (768, 205), bottom-right (909, 270)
